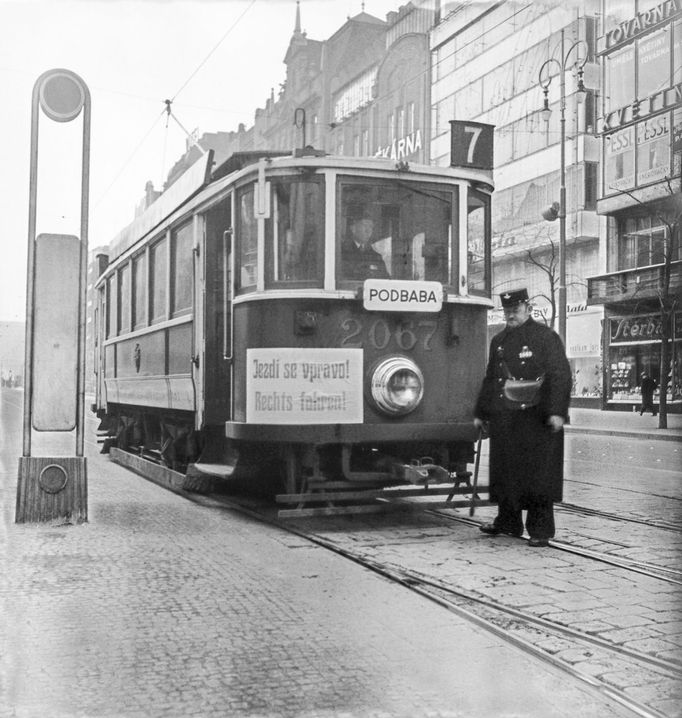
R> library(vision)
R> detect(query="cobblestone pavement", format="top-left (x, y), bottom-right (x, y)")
top-left (291, 431), bottom-right (682, 718)
top-left (0, 389), bottom-right (632, 718)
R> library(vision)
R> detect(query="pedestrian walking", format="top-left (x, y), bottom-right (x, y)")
top-left (639, 372), bottom-right (658, 416)
top-left (473, 288), bottom-right (572, 547)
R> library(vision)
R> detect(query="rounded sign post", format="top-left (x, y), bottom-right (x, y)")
top-left (17, 68), bottom-right (91, 524)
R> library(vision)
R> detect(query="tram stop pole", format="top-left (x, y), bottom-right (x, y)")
top-left (15, 69), bottom-right (91, 523)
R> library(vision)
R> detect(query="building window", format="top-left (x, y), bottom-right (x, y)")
top-left (584, 162), bottom-right (598, 209)
top-left (619, 216), bottom-right (670, 270)
top-left (333, 68), bottom-right (377, 123)
top-left (605, 44), bottom-right (635, 113)
top-left (638, 27), bottom-right (671, 100)
top-left (362, 129), bottom-right (369, 156)
top-left (353, 134), bottom-right (360, 157)
top-left (408, 102), bottom-right (415, 134)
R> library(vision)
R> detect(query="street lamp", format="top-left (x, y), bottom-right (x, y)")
top-left (538, 29), bottom-right (588, 345)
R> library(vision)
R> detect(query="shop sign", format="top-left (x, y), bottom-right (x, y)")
top-left (603, 0), bottom-right (682, 52)
top-left (246, 348), bottom-right (363, 424)
top-left (375, 129), bottom-right (422, 161)
top-left (610, 314), bottom-right (664, 343)
top-left (599, 82), bottom-right (682, 134)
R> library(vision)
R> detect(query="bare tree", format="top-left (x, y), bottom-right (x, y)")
top-left (522, 230), bottom-right (587, 333)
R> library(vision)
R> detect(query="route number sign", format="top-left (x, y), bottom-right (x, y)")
top-left (449, 120), bottom-right (494, 170)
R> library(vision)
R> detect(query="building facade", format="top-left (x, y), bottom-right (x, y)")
top-left (587, 0), bottom-right (682, 411)
top-left (430, 1), bottom-right (604, 402)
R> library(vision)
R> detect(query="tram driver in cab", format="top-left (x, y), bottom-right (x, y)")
top-left (341, 211), bottom-right (390, 281)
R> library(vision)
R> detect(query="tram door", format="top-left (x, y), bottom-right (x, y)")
top-left (201, 200), bottom-right (232, 428)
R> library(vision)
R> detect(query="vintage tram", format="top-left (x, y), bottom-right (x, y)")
top-left (93, 125), bottom-right (494, 507)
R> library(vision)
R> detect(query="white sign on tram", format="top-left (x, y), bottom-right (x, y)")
top-left (363, 279), bottom-right (443, 313)
top-left (246, 348), bottom-right (363, 424)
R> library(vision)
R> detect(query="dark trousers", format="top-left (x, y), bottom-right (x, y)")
top-left (494, 498), bottom-right (555, 540)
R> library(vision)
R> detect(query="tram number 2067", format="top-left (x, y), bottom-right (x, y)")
top-left (340, 318), bottom-right (438, 351)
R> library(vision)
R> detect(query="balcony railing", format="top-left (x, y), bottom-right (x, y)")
top-left (587, 260), bottom-right (682, 305)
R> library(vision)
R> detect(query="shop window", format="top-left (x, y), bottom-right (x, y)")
top-left (132, 252), bottom-right (147, 330)
top-left (604, 126), bottom-right (635, 193)
top-left (150, 238), bottom-right (168, 323)
top-left (117, 263), bottom-right (130, 335)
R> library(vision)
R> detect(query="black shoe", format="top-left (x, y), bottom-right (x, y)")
top-left (528, 538), bottom-right (550, 547)
top-left (479, 523), bottom-right (522, 537)
top-left (479, 522), bottom-right (501, 535)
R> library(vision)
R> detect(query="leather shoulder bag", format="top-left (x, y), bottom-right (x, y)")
top-left (501, 360), bottom-right (544, 410)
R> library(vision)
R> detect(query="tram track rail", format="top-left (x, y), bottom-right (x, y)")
top-left (556, 502), bottom-right (681, 532)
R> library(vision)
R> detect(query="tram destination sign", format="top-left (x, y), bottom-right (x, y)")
top-left (363, 279), bottom-right (443, 312)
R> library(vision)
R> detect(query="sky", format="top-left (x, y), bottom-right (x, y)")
top-left (0, 0), bottom-right (402, 322)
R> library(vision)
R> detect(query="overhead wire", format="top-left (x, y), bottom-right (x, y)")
top-left (96, 0), bottom-right (258, 209)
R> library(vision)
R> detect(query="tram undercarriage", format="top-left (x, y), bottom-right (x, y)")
top-left (98, 405), bottom-right (482, 514)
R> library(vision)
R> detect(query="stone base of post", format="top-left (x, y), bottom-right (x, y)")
top-left (15, 456), bottom-right (87, 523)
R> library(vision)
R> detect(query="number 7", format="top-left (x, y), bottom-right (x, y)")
top-left (464, 125), bottom-right (482, 164)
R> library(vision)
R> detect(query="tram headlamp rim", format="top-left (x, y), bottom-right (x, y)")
top-left (370, 356), bottom-right (424, 416)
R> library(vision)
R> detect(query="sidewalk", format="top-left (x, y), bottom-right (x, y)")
top-left (567, 407), bottom-right (682, 442)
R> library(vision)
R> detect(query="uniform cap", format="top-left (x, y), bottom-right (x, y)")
top-left (500, 288), bottom-right (529, 308)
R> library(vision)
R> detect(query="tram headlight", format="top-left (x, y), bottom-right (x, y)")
top-left (370, 357), bottom-right (424, 416)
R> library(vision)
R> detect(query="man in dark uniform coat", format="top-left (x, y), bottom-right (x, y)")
top-left (474, 289), bottom-right (572, 547)
top-left (341, 215), bottom-right (389, 280)
top-left (639, 372), bottom-right (658, 416)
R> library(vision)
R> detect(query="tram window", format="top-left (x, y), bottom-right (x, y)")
top-left (467, 189), bottom-right (491, 297)
top-left (118, 262), bottom-right (131, 335)
top-left (337, 179), bottom-right (453, 284)
top-left (171, 221), bottom-right (193, 316)
top-left (236, 186), bottom-right (258, 291)
top-left (150, 238), bottom-right (168, 323)
top-left (270, 178), bottom-right (323, 285)
top-left (106, 275), bottom-right (116, 339)
top-left (132, 252), bottom-right (147, 330)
